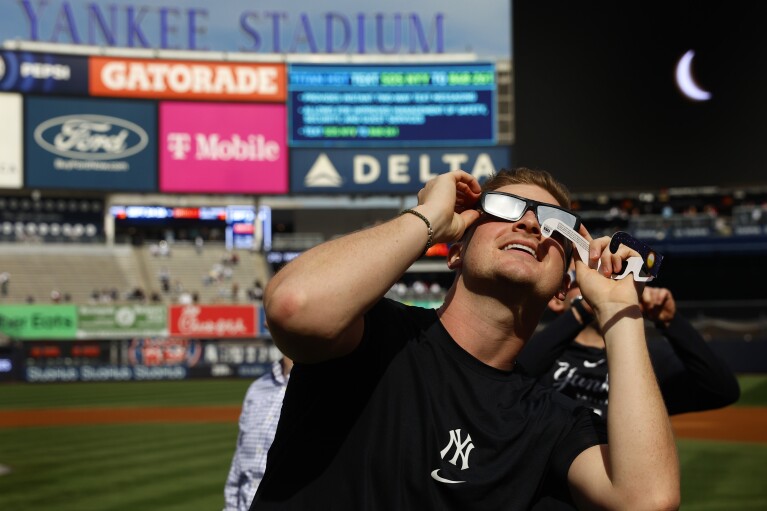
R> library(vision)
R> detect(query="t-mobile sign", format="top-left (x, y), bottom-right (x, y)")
top-left (159, 102), bottom-right (287, 194)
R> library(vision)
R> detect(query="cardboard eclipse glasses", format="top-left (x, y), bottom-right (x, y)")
top-left (541, 218), bottom-right (663, 282)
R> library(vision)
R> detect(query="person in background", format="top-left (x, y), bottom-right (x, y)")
top-left (518, 271), bottom-right (740, 417)
top-left (0, 272), bottom-right (10, 297)
top-left (224, 357), bottom-right (293, 511)
top-left (251, 168), bottom-right (680, 510)
top-left (518, 270), bottom-right (739, 511)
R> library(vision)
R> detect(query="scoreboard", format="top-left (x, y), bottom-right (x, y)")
top-left (289, 63), bottom-right (496, 147)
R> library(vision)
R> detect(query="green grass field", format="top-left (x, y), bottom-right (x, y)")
top-left (0, 376), bottom-right (765, 510)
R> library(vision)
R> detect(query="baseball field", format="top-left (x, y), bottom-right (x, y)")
top-left (0, 375), bottom-right (765, 510)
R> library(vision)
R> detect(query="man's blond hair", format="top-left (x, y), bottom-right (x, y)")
top-left (482, 167), bottom-right (572, 209)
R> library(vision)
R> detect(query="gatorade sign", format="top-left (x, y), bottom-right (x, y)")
top-left (90, 57), bottom-right (286, 102)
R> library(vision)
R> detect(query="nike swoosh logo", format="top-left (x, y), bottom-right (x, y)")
top-left (430, 469), bottom-right (465, 484)
top-left (583, 359), bottom-right (605, 368)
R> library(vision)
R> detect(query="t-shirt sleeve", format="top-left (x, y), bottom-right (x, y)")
top-left (549, 405), bottom-right (608, 485)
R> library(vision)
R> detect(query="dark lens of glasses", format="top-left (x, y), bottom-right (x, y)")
top-left (481, 192), bottom-right (579, 230)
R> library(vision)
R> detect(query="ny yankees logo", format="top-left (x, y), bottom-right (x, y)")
top-left (431, 428), bottom-right (475, 484)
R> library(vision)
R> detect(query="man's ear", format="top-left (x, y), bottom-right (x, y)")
top-left (447, 242), bottom-right (463, 270)
top-left (554, 270), bottom-right (572, 303)
top-left (548, 295), bottom-right (567, 313)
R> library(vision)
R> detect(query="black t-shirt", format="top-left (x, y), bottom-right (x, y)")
top-left (518, 310), bottom-right (741, 418)
top-left (251, 299), bottom-right (606, 510)
top-left (536, 343), bottom-right (609, 417)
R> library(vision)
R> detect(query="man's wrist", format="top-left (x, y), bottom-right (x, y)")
top-left (400, 208), bottom-right (434, 256)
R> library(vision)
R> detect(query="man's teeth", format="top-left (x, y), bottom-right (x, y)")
top-left (502, 244), bottom-right (536, 256)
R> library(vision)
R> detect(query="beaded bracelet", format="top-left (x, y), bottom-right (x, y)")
top-left (400, 209), bottom-right (434, 256)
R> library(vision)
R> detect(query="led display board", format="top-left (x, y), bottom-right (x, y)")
top-left (289, 63), bottom-right (496, 147)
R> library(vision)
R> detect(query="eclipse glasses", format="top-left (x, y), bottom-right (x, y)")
top-left (480, 191), bottom-right (581, 231)
top-left (541, 218), bottom-right (663, 282)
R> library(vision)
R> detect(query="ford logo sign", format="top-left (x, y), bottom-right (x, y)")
top-left (33, 114), bottom-right (149, 161)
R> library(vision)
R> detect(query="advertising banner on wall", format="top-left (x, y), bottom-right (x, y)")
top-left (90, 57), bottom-right (286, 102)
top-left (77, 305), bottom-right (167, 338)
top-left (0, 305), bottom-right (77, 340)
top-left (17, 337), bottom-right (279, 382)
top-left (0, 50), bottom-right (89, 94)
top-left (290, 146), bottom-right (510, 194)
top-left (127, 337), bottom-right (202, 367)
top-left (0, 93), bottom-right (23, 189)
top-left (159, 101), bottom-right (287, 194)
top-left (168, 305), bottom-right (258, 338)
top-left (25, 96), bottom-right (157, 191)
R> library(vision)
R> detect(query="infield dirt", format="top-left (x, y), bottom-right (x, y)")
top-left (0, 405), bottom-right (765, 443)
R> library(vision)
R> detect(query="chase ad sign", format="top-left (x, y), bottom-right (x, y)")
top-left (25, 96), bottom-right (157, 191)
top-left (290, 147), bottom-right (510, 194)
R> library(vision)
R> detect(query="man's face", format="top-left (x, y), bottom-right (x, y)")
top-left (460, 183), bottom-right (570, 299)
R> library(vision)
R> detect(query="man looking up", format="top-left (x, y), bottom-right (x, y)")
top-left (251, 168), bottom-right (680, 510)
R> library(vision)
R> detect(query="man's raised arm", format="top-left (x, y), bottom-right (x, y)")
top-left (567, 240), bottom-right (680, 511)
top-left (263, 171), bottom-right (482, 363)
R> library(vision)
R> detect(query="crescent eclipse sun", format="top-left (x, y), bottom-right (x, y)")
top-left (675, 50), bottom-right (711, 101)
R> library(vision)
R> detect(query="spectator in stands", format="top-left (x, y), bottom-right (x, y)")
top-left (224, 357), bottom-right (293, 511)
top-left (158, 267), bottom-right (171, 293)
top-left (159, 239), bottom-right (171, 257)
top-left (518, 276), bottom-right (740, 417)
top-left (252, 169), bottom-right (679, 510)
top-left (128, 287), bottom-right (146, 302)
top-left (518, 271), bottom-right (740, 511)
top-left (195, 235), bottom-right (204, 255)
top-left (0, 272), bottom-right (9, 297)
top-left (254, 280), bottom-right (264, 299)
top-left (50, 289), bottom-right (61, 303)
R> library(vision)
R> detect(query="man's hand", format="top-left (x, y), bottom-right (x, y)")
top-left (573, 237), bottom-right (643, 319)
top-left (641, 287), bottom-right (676, 327)
top-left (413, 170), bottom-right (483, 244)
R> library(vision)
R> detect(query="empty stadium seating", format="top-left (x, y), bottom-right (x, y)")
top-left (0, 242), bottom-right (270, 305)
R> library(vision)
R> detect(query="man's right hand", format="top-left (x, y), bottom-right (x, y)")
top-left (413, 170), bottom-right (483, 244)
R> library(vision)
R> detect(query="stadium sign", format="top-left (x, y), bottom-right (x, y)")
top-left (288, 63), bottom-right (496, 148)
top-left (0, 305), bottom-right (77, 340)
top-left (169, 305), bottom-right (258, 338)
top-left (159, 102), bottom-right (287, 194)
top-left (90, 57), bottom-right (286, 101)
top-left (25, 96), bottom-right (157, 191)
top-left (77, 305), bottom-right (167, 338)
top-left (0, 50), bottom-right (89, 94)
top-left (0, 2), bottom-right (510, 58)
top-left (25, 364), bottom-right (187, 382)
top-left (290, 146), bottom-right (510, 193)
top-left (33, 114), bottom-right (148, 160)
top-left (0, 93), bottom-right (23, 189)
top-left (128, 338), bottom-right (202, 367)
